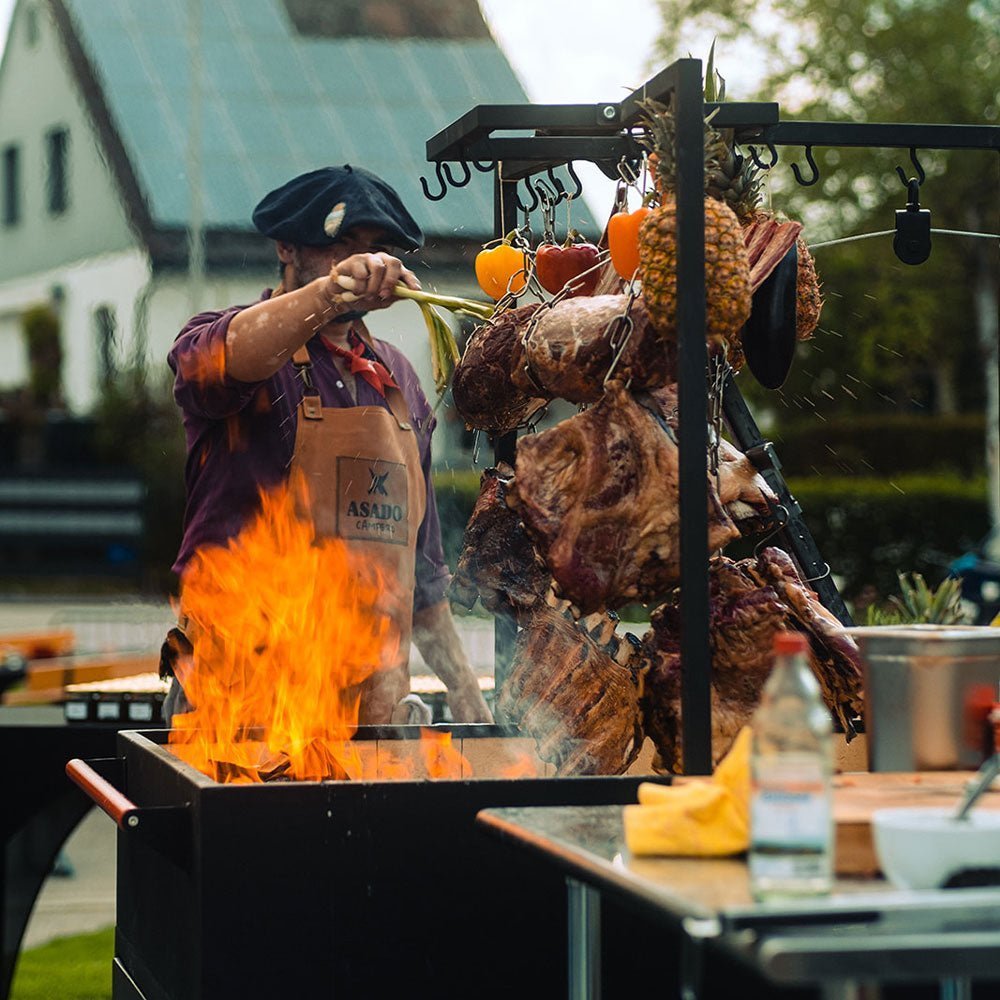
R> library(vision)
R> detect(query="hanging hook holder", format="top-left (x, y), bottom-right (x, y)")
top-left (790, 145), bottom-right (820, 186)
top-left (893, 178), bottom-right (932, 265)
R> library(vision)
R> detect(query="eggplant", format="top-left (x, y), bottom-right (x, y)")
top-left (741, 242), bottom-right (798, 390)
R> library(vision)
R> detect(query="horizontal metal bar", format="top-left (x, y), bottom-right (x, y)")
top-left (464, 135), bottom-right (644, 166)
top-left (762, 121), bottom-right (999, 150)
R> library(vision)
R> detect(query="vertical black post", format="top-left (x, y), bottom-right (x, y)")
top-left (493, 169), bottom-right (521, 699)
top-left (675, 59), bottom-right (713, 775)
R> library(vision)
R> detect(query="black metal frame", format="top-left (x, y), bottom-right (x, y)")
top-left (424, 58), bottom-right (1000, 774)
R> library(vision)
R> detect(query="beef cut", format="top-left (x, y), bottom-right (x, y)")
top-left (452, 303), bottom-right (550, 434)
top-left (507, 382), bottom-right (741, 613)
top-left (516, 295), bottom-right (676, 403)
top-left (497, 602), bottom-right (644, 775)
top-left (448, 464), bottom-right (551, 619)
top-left (640, 547), bottom-right (864, 773)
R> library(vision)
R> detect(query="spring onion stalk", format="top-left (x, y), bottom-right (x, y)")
top-left (335, 275), bottom-right (492, 395)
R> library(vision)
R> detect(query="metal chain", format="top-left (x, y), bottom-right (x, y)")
top-left (707, 348), bottom-right (730, 496)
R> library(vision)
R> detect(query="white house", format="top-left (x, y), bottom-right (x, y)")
top-left (0, 0), bottom-right (595, 462)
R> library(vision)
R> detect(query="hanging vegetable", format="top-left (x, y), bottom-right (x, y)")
top-left (535, 239), bottom-right (602, 297)
top-left (474, 236), bottom-right (528, 300)
top-left (607, 206), bottom-right (651, 280)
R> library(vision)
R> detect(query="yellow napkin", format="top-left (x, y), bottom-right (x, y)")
top-left (624, 728), bottom-right (751, 856)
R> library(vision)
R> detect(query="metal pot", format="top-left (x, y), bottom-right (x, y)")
top-left (845, 625), bottom-right (1000, 771)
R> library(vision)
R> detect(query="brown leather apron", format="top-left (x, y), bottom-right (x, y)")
top-left (290, 336), bottom-right (426, 724)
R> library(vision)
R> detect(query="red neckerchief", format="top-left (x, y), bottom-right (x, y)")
top-left (321, 332), bottom-right (399, 399)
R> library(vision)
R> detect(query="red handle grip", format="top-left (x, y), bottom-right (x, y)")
top-left (66, 758), bottom-right (138, 830)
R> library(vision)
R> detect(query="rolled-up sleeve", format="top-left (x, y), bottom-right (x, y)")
top-left (413, 411), bottom-right (451, 613)
top-left (170, 309), bottom-right (263, 420)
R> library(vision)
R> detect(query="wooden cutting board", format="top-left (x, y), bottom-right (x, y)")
top-left (834, 771), bottom-right (1000, 876)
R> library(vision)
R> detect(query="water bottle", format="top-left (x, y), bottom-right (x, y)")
top-left (749, 630), bottom-right (833, 900)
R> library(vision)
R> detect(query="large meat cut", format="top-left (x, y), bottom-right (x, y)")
top-left (497, 601), bottom-right (644, 775)
top-left (506, 382), bottom-right (755, 613)
top-left (451, 303), bottom-right (549, 434)
top-left (448, 464), bottom-right (551, 620)
top-left (640, 547), bottom-right (864, 773)
top-left (515, 295), bottom-right (676, 404)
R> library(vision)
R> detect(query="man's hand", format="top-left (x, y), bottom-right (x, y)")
top-left (411, 600), bottom-right (494, 724)
top-left (327, 253), bottom-right (420, 311)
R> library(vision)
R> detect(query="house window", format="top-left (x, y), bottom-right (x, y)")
top-left (2, 145), bottom-right (20, 226)
top-left (46, 127), bottom-right (69, 215)
top-left (94, 305), bottom-right (118, 385)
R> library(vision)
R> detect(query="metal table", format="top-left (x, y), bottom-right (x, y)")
top-left (477, 804), bottom-right (1000, 1000)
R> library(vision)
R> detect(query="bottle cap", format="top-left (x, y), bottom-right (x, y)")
top-left (773, 630), bottom-right (809, 655)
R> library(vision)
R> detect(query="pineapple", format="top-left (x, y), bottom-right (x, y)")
top-left (638, 97), bottom-right (752, 368)
top-left (702, 51), bottom-right (823, 342)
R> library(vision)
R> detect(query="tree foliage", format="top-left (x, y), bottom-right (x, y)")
top-left (654, 0), bottom-right (999, 420)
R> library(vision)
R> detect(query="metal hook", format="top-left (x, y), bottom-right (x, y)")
top-left (564, 161), bottom-right (584, 200)
top-left (616, 155), bottom-right (641, 186)
top-left (515, 179), bottom-right (539, 214)
top-left (753, 504), bottom-right (790, 558)
top-left (441, 160), bottom-right (472, 188)
top-left (790, 146), bottom-right (820, 186)
top-left (746, 143), bottom-right (778, 170)
top-left (803, 562), bottom-right (832, 585)
top-left (419, 161), bottom-right (449, 202)
top-left (894, 147), bottom-right (926, 188)
top-left (545, 167), bottom-right (568, 205)
top-left (471, 159), bottom-right (495, 173)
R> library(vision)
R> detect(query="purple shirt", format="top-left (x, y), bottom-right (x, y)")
top-left (168, 290), bottom-right (450, 612)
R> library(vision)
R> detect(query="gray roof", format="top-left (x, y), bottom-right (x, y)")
top-left (58, 0), bottom-right (597, 243)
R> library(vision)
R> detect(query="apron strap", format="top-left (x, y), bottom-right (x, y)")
top-left (293, 345), bottom-right (323, 420)
top-left (295, 340), bottom-right (413, 432)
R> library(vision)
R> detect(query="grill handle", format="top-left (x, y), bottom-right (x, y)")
top-left (66, 757), bottom-right (140, 830)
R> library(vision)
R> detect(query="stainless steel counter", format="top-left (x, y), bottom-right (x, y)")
top-left (477, 804), bottom-right (1000, 1000)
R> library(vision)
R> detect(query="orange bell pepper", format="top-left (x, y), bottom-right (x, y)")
top-left (607, 207), bottom-right (651, 281)
top-left (474, 242), bottom-right (527, 301)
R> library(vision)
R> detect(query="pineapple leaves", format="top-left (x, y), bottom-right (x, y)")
top-left (863, 571), bottom-right (966, 626)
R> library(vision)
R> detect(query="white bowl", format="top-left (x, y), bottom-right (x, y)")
top-left (872, 807), bottom-right (1000, 890)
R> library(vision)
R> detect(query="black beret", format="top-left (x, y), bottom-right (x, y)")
top-left (252, 165), bottom-right (423, 251)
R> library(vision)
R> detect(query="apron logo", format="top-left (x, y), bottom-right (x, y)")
top-left (368, 468), bottom-right (390, 496)
top-left (338, 456), bottom-right (408, 547)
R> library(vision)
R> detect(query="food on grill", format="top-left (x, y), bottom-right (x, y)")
top-left (506, 381), bottom-right (744, 613)
top-left (638, 98), bottom-right (752, 367)
top-left (517, 295), bottom-right (676, 403)
top-left (497, 601), bottom-right (643, 775)
top-left (451, 303), bottom-right (549, 434)
top-left (448, 464), bottom-right (551, 619)
top-left (639, 547), bottom-right (864, 773)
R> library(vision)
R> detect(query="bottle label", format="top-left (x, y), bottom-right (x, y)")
top-left (751, 757), bottom-right (831, 852)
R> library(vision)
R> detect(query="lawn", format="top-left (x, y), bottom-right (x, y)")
top-left (10, 928), bottom-right (113, 1000)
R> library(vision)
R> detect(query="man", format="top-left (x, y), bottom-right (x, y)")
top-left (164, 164), bottom-right (491, 726)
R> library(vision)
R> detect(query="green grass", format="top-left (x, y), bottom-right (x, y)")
top-left (10, 928), bottom-right (113, 1000)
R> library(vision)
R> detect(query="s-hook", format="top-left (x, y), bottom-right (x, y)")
top-left (790, 145), bottom-right (820, 186)
top-left (895, 147), bottom-right (926, 188)
top-left (420, 161), bottom-right (448, 201)
top-left (441, 160), bottom-right (472, 189)
top-left (893, 177), bottom-right (932, 265)
top-left (746, 143), bottom-right (779, 170)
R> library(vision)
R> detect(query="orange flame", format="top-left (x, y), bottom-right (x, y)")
top-left (168, 474), bottom-right (399, 783)
top-left (419, 728), bottom-right (471, 780)
top-left (499, 753), bottom-right (543, 778)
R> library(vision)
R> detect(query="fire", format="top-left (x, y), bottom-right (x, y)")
top-left (168, 474), bottom-right (400, 783)
top-left (420, 728), bottom-right (470, 779)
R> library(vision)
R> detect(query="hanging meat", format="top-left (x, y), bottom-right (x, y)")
top-left (497, 600), bottom-right (644, 775)
top-left (640, 547), bottom-right (864, 773)
top-left (506, 381), bottom-right (757, 614)
top-left (448, 464), bottom-right (552, 620)
top-left (451, 303), bottom-right (550, 435)
top-left (514, 295), bottom-right (676, 404)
